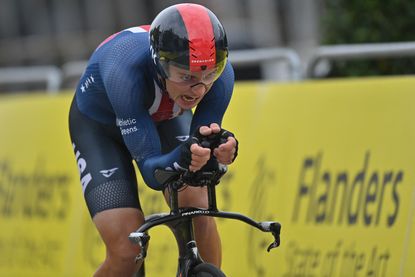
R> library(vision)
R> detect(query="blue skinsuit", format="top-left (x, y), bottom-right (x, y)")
top-left (74, 26), bottom-right (234, 190)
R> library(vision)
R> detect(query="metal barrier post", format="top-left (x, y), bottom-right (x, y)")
top-left (0, 66), bottom-right (63, 94)
top-left (307, 42), bottom-right (415, 78)
top-left (230, 47), bottom-right (302, 81)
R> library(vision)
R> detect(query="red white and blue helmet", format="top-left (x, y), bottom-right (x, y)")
top-left (149, 3), bottom-right (228, 81)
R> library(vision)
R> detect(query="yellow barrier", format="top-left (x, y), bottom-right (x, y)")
top-left (0, 76), bottom-right (414, 276)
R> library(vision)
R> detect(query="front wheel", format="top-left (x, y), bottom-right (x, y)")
top-left (190, 263), bottom-right (226, 277)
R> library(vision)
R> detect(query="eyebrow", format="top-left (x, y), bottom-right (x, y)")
top-left (177, 72), bottom-right (198, 77)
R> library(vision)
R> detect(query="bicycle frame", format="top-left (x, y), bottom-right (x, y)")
top-left (129, 170), bottom-right (281, 276)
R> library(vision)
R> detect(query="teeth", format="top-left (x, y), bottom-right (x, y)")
top-left (182, 96), bottom-right (196, 102)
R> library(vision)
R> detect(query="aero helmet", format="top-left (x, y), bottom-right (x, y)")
top-left (149, 3), bottom-right (228, 83)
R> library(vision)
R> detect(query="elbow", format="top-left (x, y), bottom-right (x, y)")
top-left (142, 174), bottom-right (164, 191)
top-left (139, 160), bottom-right (164, 191)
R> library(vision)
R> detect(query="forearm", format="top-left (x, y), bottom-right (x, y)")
top-left (137, 146), bottom-right (182, 190)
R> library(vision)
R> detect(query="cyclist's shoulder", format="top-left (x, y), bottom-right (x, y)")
top-left (86, 25), bottom-right (154, 89)
top-left (96, 25), bottom-right (150, 51)
top-left (90, 25), bottom-right (151, 68)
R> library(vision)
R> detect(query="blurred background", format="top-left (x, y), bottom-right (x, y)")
top-left (1, 0), bottom-right (415, 93)
top-left (1, 1), bottom-right (415, 276)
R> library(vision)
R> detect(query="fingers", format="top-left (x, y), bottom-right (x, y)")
top-left (213, 137), bottom-right (236, 164)
top-left (189, 123), bottom-right (235, 170)
top-left (199, 123), bottom-right (220, 136)
top-left (189, 143), bottom-right (211, 172)
top-left (209, 123), bottom-right (221, 133)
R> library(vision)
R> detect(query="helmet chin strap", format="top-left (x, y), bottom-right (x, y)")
top-left (156, 74), bottom-right (167, 91)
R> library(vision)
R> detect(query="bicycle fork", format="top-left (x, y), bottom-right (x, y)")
top-left (168, 217), bottom-right (204, 276)
top-left (129, 216), bottom-right (203, 277)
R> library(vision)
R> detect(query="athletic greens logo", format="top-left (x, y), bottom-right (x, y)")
top-left (116, 117), bottom-right (138, 135)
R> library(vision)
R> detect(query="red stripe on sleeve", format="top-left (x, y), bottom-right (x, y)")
top-left (139, 25), bottom-right (151, 32)
top-left (96, 31), bottom-right (121, 50)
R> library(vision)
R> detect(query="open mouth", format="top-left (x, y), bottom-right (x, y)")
top-left (181, 95), bottom-right (198, 102)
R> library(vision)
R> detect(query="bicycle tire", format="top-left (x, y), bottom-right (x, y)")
top-left (190, 263), bottom-right (226, 277)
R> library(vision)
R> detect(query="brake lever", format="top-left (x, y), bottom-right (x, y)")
top-left (266, 222), bottom-right (281, 252)
top-left (129, 231), bottom-right (150, 262)
top-left (267, 233), bottom-right (280, 252)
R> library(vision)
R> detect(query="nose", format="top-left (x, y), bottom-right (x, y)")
top-left (190, 82), bottom-right (208, 96)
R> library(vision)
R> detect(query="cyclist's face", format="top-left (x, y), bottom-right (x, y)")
top-left (167, 65), bottom-right (219, 86)
top-left (165, 66), bottom-right (215, 110)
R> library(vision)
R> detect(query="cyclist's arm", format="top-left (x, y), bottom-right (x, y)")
top-left (105, 87), bottom-right (183, 189)
top-left (138, 63), bottom-right (235, 188)
top-left (98, 36), bottom-right (185, 190)
top-left (190, 62), bottom-right (234, 132)
top-left (191, 63), bottom-right (236, 164)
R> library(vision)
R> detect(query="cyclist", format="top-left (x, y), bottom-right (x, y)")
top-left (69, 3), bottom-right (238, 276)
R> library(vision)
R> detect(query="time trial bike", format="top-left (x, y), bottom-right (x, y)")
top-left (129, 165), bottom-right (281, 276)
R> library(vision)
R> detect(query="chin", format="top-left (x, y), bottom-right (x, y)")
top-left (177, 99), bottom-right (200, 110)
top-left (180, 103), bottom-right (197, 110)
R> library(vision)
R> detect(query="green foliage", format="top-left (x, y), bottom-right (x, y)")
top-left (321, 0), bottom-right (415, 77)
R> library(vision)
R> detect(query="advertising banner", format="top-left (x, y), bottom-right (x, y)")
top-left (0, 77), bottom-right (414, 276)
top-left (220, 77), bottom-right (415, 277)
